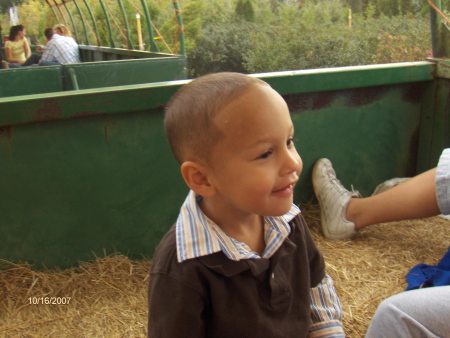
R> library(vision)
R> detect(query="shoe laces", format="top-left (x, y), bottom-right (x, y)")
top-left (325, 166), bottom-right (350, 195)
top-left (350, 184), bottom-right (362, 198)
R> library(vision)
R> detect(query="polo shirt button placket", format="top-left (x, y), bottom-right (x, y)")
top-left (268, 266), bottom-right (291, 312)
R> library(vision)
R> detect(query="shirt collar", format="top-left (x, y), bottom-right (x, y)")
top-left (175, 190), bottom-right (300, 263)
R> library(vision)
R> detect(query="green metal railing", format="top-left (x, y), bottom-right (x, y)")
top-left (98, 0), bottom-right (115, 48)
top-left (429, 0), bottom-right (450, 58)
top-left (44, 0), bottom-right (185, 55)
top-left (140, 0), bottom-right (158, 52)
top-left (172, 0), bottom-right (185, 56)
top-left (420, 0), bottom-right (450, 170)
top-left (82, 0), bottom-right (100, 45)
top-left (45, 0), bottom-right (61, 26)
top-left (117, 0), bottom-right (133, 49)
top-left (72, 0), bottom-right (90, 45)
top-left (53, 0), bottom-right (69, 28)
top-left (62, 0), bottom-right (79, 41)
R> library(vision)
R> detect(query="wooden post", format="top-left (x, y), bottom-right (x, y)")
top-left (348, 8), bottom-right (352, 29)
top-left (136, 13), bottom-right (144, 51)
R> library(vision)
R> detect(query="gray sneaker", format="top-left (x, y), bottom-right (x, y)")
top-left (372, 177), bottom-right (409, 195)
top-left (312, 158), bottom-right (359, 240)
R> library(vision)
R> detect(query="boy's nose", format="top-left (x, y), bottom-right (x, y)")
top-left (282, 149), bottom-right (302, 176)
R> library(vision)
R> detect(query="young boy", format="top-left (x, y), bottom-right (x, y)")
top-left (148, 72), bottom-right (344, 337)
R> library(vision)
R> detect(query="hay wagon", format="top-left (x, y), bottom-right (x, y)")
top-left (0, 1), bottom-right (449, 337)
top-left (0, 1), bottom-right (449, 271)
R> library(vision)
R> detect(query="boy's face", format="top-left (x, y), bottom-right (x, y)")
top-left (206, 83), bottom-right (302, 217)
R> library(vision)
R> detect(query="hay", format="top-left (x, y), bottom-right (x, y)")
top-left (303, 205), bottom-right (450, 337)
top-left (1, 206), bottom-right (449, 338)
top-left (0, 255), bottom-right (149, 337)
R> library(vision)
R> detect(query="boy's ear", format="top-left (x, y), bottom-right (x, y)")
top-left (180, 161), bottom-right (215, 197)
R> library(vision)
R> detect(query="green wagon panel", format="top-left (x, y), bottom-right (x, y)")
top-left (1, 61), bottom-right (446, 268)
top-left (63, 57), bottom-right (187, 90)
top-left (0, 66), bottom-right (63, 98)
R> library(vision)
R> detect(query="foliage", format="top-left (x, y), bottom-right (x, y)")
top-left (235, 0), bottom-right (255, 22)
top-left (245, 0), bottom-right (373, 72)
top-left (160, 0), bottom-right (204, 54)
top-left (0, 0), bottom-right (51, 43)
top-left (0, 0), bottom-right (20, 13)
top-left (371, 15), bottom-right (431, 63)
top-left (187, 19), bottom-right (254, 76)
top-left (189, 0), bottom-right (431, 74)
top-left (14, 0), bottom-right (49, 41)
top-left (0, 0), bottom-right (437, 75)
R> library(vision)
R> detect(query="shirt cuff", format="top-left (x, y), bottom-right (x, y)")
top-left (308, 320), bottom-right (345, 338)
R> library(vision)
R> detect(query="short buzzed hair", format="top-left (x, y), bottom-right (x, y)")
top-left (44, 28), bottom-right (53, 40)
top-left (165, 72), bottom-right (267, 164)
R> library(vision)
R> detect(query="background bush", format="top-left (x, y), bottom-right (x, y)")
top-left (0, 0), bottom-right (437, 76)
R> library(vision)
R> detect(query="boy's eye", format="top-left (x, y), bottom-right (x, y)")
top-left (287, 137), bottom-right (294, 147)
top-left (258, 149), bottom-right (273, 159)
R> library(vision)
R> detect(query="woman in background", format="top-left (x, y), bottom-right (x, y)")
top-left (4, 25), bottom-right (31, 67)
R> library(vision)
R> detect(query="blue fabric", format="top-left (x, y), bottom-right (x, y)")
top-left (406, 247), bottom-right (450, 290)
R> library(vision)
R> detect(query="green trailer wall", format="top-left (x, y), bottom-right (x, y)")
top-left (0, 61), bottom-right (447, 268)
top-left (0, 56), bottom-right (187, 98)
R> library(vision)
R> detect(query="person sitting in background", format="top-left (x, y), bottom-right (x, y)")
top-left (36, 28), bottom-right (54, 53)
top-left (0, 54), bottom-right (8, 69)
top-left (312, 159), bottom-right (440, 241)
top-left (18, 27), bottom-right (55, 66)
top-left (39, 24), bottom-right (79, 65)
top-left (4, 24), bottom-right (31, 67)
top-left (53, 24), bottom-right (72, 37)
top-left (312, 151), bottom-right (450, 337)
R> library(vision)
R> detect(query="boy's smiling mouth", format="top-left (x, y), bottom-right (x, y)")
top-left (272, 181), bottom-right (297, 197)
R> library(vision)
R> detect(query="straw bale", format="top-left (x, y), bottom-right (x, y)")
top-left (1, 205), bottom-right (449, 338)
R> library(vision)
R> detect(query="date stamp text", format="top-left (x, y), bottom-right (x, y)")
top-left (28, 297), bottom-right (71, 305)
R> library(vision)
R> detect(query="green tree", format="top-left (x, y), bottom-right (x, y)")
top-left (348, 0), bottom-right (363, 13)
top-left (399, 0), bottom-right (415, 14)
top-left (188, 19), bottom-right (254, 76)
top-left (375, 0), bottom-right (400, 16)
top-left (235, 0), bottom-right (255, 21)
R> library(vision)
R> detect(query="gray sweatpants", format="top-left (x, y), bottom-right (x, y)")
top-left (366, 149), bottom-right (450, 338)
top-left (365, 286), bottom-right (450, 338)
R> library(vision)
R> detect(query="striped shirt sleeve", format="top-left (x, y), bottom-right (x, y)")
top-left (309, 274), bottom-right (345, 337)
top-left (436, 148), bottom-right (450, 215)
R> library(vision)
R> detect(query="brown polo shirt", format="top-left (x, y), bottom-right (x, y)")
top-left (148, 214), bottom-right (325, 338)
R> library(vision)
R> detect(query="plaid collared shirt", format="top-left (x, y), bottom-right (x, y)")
top-left (176, 190), bottom-right (298, 262)
top-left (40, 34), bottom-right (80, 64)
top-left (175, 190), bottom-right (345, 337)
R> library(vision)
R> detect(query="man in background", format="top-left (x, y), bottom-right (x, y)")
top-left (39, 24), bottom-right (79, 65)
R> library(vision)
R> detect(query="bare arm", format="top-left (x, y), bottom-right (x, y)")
top-left (24, 39), bottom-right (31, 59)
top-left (4, 46), bottom-right (14, 63)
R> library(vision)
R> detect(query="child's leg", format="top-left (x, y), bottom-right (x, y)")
top-left (350, 148), bottom-right (450, 229)
top-left (347, 168), bottom-right (439, 230)
top-left (313, 149), bottom-right (450, 240)
top-left (365, 286), bottom-right (450, 338)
